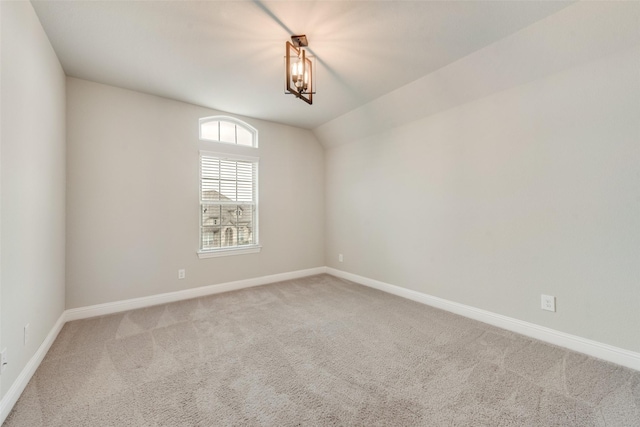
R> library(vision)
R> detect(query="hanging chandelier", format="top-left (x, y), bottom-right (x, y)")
top-left (285, 35), bottom-right (315, 105)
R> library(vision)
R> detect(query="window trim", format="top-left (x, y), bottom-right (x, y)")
top-left (197, 245), bottom-right (262, 259)
top-left (199, 116), bottom-right (258, 147)
top-left (198, 150), bottom-right (260, 258)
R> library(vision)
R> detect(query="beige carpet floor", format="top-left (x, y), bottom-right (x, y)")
top-left (3, 274), bottom-right (639, 426)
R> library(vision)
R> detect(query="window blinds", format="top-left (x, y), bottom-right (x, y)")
top-left (200, 153), bottom-right (257, 250)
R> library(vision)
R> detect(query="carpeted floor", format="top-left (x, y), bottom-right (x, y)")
top-left (3, 274), bottom-right (639, 426)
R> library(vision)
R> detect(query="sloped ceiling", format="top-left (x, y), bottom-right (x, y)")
top-left (31, 1), bottom-right (572, 130)
top-left (315, 1), bottom-right (640, 148)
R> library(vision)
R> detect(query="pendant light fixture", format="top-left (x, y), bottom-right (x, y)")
top-left (285, 35), bottom-right (315, 105)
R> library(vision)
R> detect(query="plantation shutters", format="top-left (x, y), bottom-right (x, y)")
top-left (200, 152), bottom-right (258, 252)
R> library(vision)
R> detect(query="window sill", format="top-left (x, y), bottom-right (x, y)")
top-left (197, 245), bottom-right (262, 259)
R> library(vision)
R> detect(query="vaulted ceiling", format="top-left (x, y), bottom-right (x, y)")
top-left (31, 1), bottom-right (572, 129)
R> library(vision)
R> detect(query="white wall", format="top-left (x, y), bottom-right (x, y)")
top-left (66, 78), bottom-right (324, 308)
top-left (0, 1), bottom-right (66, 398)
top-left (323, 16), bottom-right (640, 351)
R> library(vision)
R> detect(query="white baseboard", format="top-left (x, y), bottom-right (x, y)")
top-left (0, 312), bottom-right (66, 424)
top-left (0, 266), bottom-right (327, 424)
top-left (65, 267), bottom-right (327, 322)
top-left (2, 265), bottom-right (636, 425)
top-left (327, 267), bottom-right (640, 372)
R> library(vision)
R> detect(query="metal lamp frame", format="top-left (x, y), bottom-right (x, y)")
top-left (285, 39), bottom-right (314, 105)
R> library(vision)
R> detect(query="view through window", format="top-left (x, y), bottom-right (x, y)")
top-left (200, 154), bottom-right (257, 251)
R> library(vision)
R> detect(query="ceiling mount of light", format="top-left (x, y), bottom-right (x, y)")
top-left (285, 35), bottom-right (315, 105)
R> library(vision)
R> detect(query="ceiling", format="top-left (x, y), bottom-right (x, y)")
top-left (31, 1), bottom-right (572, 130)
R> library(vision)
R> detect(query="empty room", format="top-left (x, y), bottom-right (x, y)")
top-left (1, 0), bottom-right (639, 425)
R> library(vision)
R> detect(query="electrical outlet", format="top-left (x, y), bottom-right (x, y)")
top-left (24, 323), bottom-right (30, 346)
top-left (1, 348), bottom-right (7, 374)
top-left (178, 269), bottom-right (185, 279)
top-left (541, 294), bottom-right (556, 312)
top-left (338, 254), bottom-right (343, 263)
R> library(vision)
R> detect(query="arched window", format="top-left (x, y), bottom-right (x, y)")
top-left (199, 116), bottom-right (258, 147)
top-left (198, 116), bottom-right (260, 258)
top-left (224, 227), bottom-right (234, 246)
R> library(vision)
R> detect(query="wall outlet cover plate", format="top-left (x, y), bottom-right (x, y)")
top-left (541, 294), bottom-right (556, 312)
